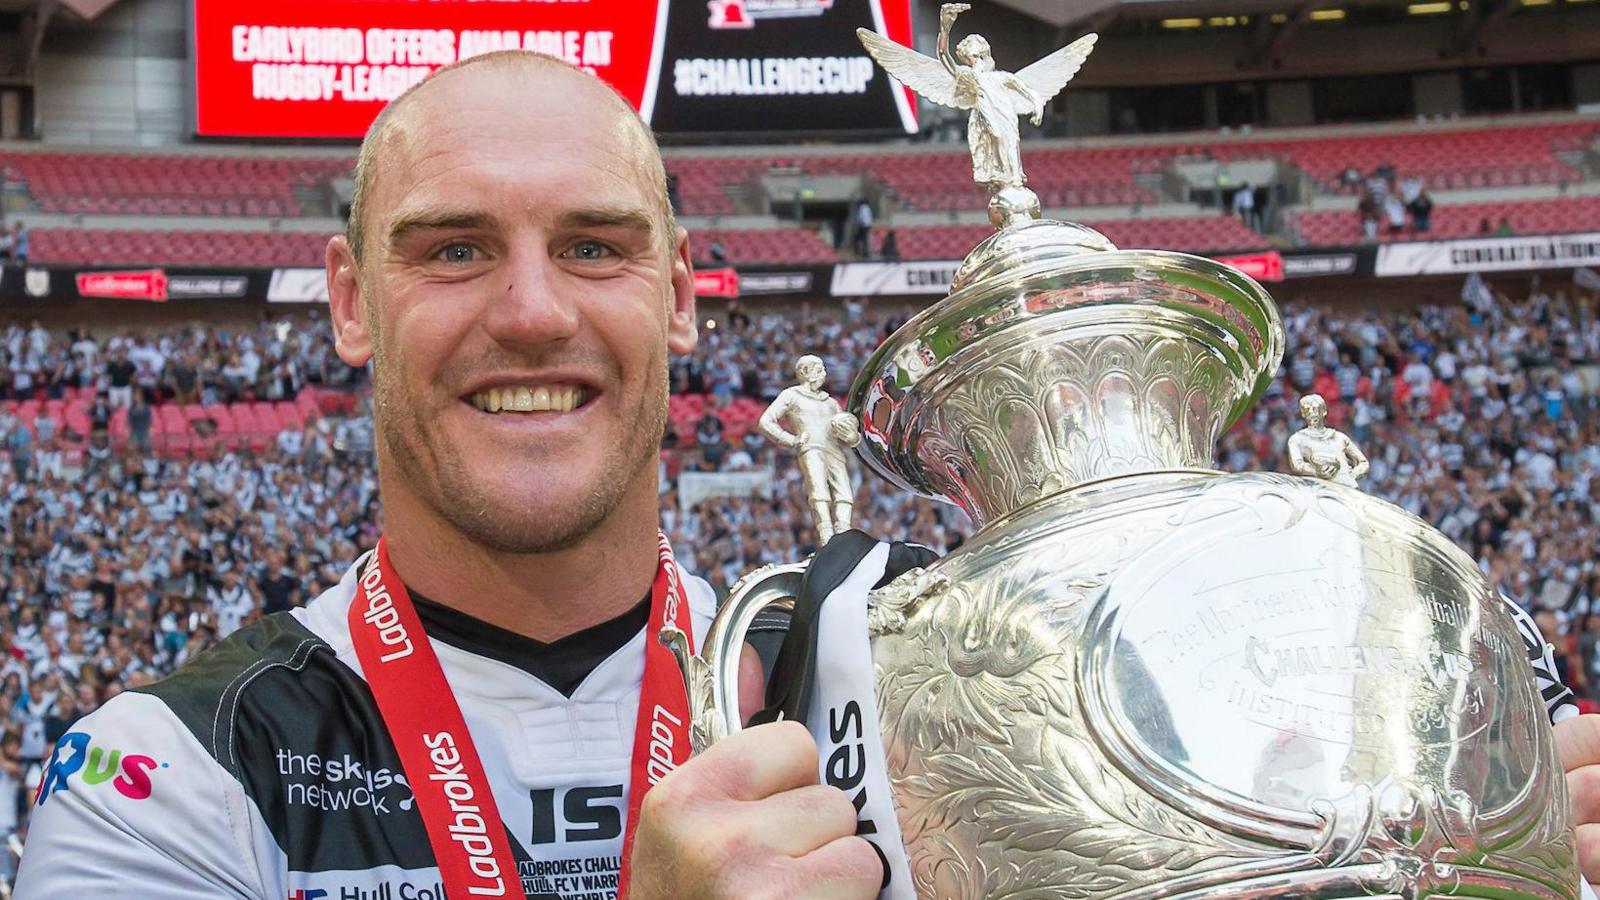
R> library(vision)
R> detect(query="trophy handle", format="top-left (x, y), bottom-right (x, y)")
top-left (658, 561), bottom-right (808, 755)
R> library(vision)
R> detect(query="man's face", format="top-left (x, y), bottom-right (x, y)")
top-left (1302, 399), bottom-right (1325, 428)
top-left (329, 61), bottom-right (695, 554)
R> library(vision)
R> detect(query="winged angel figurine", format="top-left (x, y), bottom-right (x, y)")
top-left (858, 4), bottom-right (1096, 191)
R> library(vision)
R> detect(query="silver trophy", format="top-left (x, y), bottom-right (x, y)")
top-left (665, 6), bottom-right (1578, 896)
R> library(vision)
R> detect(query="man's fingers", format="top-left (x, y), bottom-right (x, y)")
top-left (691, 720), bottom-right (818, 801)
top-left (738, 642), bottom-right (767, 726)
top-left (1580, 823), bottom-right (1600, 885)
top-left (791, 835), bottom-right (884, 900)
top-left (734, 784), bottom-right (858, 858)
top-left (1557, 715), bottom-right (1600, 772)
top-left (1571, 767), bottom-right (1600, 826)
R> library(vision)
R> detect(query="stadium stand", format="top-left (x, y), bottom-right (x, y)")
top-left (7, 117), bottom-right (1598, 268)
top-left (660, 119), bottom-right (1597, 214)
top-left (663, 150), bottom-right (1161, 216)
top-left (1287, 194), bottom-right (1600, 245)
top-left (28, 226), bottom-right (841, 268)
top-left (687, 227), bottom-right (839, 265)
top-left (876, 213), bottom-right (1270, 258)
top-left (1234, 121), bottom-right (1592, 193)
top-left (0, 386), bottom-right (353, 459)
top-left (9, 154), bottom-right (349, 217)
top-left (30, 228), bottom-right (332, 267)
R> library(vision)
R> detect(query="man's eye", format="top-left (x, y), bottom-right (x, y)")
top-left (565, 240), bottom-right (615, 262)
top-left (434, 243), bottom-right (482, 264)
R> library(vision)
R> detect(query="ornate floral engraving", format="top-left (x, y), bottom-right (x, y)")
top-left (915, 333), bottom-right (1239, 525)
top-left (866, 474), bottom-right (1575, 898)
top-left (867, 567), bottom-right (949, 637)
top-left (1311, 778), bottom-right (1577, 900)
top-left (874, 520), bottom-right (1274, 899)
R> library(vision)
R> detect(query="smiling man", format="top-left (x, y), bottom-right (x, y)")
top-left (16, 52), bottom-right (879, 900)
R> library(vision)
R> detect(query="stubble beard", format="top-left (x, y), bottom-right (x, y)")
top-left (370, 336), bottom-right (669, 556)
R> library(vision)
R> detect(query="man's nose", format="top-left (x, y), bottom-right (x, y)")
top-left (482, 247), bottom-right (581, 347)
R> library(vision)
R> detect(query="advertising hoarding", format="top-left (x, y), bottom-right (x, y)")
top-left (194, 0), bottom-right (916, 138)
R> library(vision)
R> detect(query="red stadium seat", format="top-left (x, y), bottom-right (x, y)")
top-left (274, 402), bottom-right (305, 432)
top-left (228, 403), bottom-right (270, 452)
top-left (251, 402), bottom-right (284, 436)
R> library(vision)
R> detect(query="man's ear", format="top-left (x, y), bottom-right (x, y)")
top-left (326, 236), bottom-right (373, 368)
top-left (666, 225), bottom-right (698, 356)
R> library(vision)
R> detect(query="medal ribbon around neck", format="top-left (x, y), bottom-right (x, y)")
top-left (348, 534), bottom-right (695, 899)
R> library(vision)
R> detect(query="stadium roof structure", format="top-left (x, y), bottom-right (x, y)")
top-left (0, 0), bottom-right (118, 19)
top-left (0, 0), bottom-right (121, 83)
top-left (991, 0), bottom-right (1600, 81)
top-left (993, 0), bottom-right (1117, 27)
top-left (999, 0), bottom-right (1599, 25)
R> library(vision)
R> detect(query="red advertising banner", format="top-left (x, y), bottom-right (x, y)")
top-left (1215, 250), bottom-right (1285, 283)
top-left (693, 267), bottom-right (740, 297)
top-left (193, 0), bottom-right (916, 139)
top-left (75, 269), bottom-right (170, 302)
top-left (195, 0), bottom-right (660, 138)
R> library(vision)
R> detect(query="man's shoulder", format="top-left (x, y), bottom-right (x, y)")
top-left (134, 612), bottom-right (351, 777)
top-left (115, 593), bottom-right (428, 876)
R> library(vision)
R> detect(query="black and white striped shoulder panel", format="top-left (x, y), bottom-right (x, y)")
top-left (1502, 594), bottom-right (1582, 724)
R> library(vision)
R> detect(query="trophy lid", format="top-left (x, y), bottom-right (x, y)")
top-left (848, 230), bottom-right (1284, 524)
top-left (851, 18), bottom-right (1286, 526)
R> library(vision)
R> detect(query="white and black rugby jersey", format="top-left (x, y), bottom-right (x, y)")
top-left (15, 551), bottom-right (717, 900)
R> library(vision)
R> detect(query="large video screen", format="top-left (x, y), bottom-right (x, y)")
top-left (193, 0), bottom-right (917, 139)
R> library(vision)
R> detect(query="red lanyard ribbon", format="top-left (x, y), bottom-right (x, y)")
top-left (348, 535), bottom-right (695, 899)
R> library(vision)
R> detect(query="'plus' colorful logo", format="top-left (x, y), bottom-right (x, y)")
top-left (35, 732), bottom-right (166, 806)
top-left (287, 890), bottom-right (328, 900)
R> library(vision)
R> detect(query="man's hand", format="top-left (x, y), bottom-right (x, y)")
top-left (1556, 715), bottom-right (1600, 882)
top-left (628, 720), bottom-right (882, 899)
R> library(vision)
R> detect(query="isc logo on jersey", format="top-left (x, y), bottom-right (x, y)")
top-left (35, 731), bottom-right (165, 806)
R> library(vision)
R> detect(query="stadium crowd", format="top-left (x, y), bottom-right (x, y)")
top-left (1, 275), bottom-right (1599, 863)
top-left (1343, 165), bottom-right (1437, 238)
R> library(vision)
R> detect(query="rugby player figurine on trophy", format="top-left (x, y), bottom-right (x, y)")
top-left (758, 355), bottom-right (860, 544)
top-left (1287, 393), bottom-right (1370, 487)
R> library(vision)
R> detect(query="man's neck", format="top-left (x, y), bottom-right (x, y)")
top-left (380, 478), bottom-right (662, 645)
